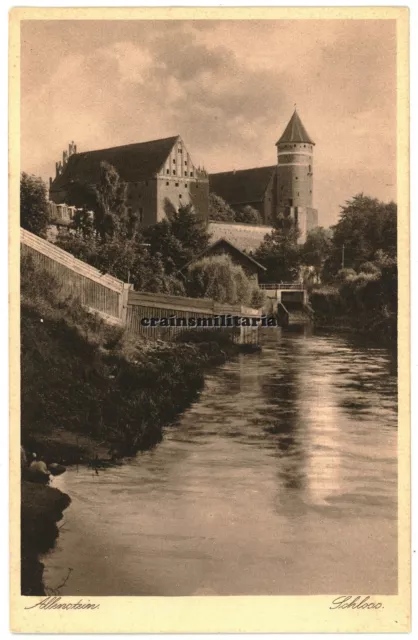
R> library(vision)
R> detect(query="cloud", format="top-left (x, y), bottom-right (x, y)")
top-left (20, 19), bottom-right (397, 227)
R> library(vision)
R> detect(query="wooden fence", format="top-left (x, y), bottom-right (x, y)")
top-left (126, 291), bottom-right (259, 343)
top-left (21, 228), bottom-right (260, 344)
top-left (21, 228), bottom-right (129, 322)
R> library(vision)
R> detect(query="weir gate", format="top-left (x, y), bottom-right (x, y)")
top-left (259, 283), bottom-right (313, 326)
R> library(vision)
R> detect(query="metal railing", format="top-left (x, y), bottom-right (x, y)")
top-left (259, 283), bottom-right (304, 290)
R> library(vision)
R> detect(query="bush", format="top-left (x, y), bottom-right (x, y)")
top-left (186, 254), bottom-right (253, 305)
top-left (358, 261), bottom-right (382, 276)
top-left (20, 259), bottom-right (213, 457)
top-left (335, 268), bottom-right (357, 283)
top-left (250, 287), bottom-right (266, 309)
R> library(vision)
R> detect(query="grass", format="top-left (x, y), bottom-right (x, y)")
top-left (21, 255), bottom-right (245, 461)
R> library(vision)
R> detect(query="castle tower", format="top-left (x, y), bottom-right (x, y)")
top-left (275, 109), bottom-right (318, 242)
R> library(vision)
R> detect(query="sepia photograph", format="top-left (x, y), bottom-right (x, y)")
top-left (9, 5), bottom-right (410, 634)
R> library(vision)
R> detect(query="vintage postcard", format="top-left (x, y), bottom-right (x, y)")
top-left (9, 6), bottom-right (410, 633)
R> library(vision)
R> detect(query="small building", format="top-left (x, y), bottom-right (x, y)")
top-left (49, 135), bottom-right (209, 227)
top-left (183, 238), bottom-right (266, 286)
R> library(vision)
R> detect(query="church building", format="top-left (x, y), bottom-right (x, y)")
top-left (209, 109), bottom-right (319, 243)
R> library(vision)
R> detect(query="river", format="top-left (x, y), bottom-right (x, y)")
top-left (44, 329), bottom-right (398, 596)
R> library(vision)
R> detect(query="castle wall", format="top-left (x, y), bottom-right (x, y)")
top-left (263, 170), bottom-right (276, 224)
top-left (126, 180), bottom-right (158, 227)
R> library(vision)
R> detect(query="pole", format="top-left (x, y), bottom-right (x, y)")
top-left (341, 243), bottom-right (345, 269)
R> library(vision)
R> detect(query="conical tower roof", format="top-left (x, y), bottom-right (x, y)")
top-left (276, 109), bottom-right (315, 145)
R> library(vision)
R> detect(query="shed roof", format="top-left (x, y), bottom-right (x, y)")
top-left (182, 238), bottom-right (266, 274)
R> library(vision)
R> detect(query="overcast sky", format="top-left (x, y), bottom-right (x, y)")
top-left (20, 19), bottom-right (396, 227)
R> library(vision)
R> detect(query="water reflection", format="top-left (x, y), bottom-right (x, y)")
top-left (44, 329), bottom-right (397, 596)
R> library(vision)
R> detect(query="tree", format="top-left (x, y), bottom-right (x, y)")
top-left (254, 217), bottom-right (301, 283)
top-left (64, 163), bottom-right (131, 240)
top-left (94, 161), bottom-right (129, 240)
top-left (186, 254), bottom-right (254, 305)
top-left (300, 227), bottom-right (333, 279)
top-left (235, 205), bottom-right (262, 225)
top-left (20, 173), bottom-right (50, 237)
top-left (144, 203), bottom-right (210, 274)
top-left (56, 227), bottom-right (184, 295)
top-left (328, 194), bottom-right (397, 274)
top-left (208, 193), bottom-right (236, 222)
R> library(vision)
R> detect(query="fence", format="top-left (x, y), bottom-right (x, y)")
top-left (20, 228), bottom-right (129, 322)
top-left (259, 282), bottom-right (304, 290)
top-left (21, 228), bottom-right (259, 344)
top-left (126, 291), bottom-right (259, 343)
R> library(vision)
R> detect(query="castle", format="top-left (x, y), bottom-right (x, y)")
top-left (49, 109), bottom-right (318, 245)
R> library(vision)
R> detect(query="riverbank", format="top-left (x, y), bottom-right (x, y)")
top-left (21, 481), bottom-right (71, 595)
top-left (309, 280), bottom-right (397, 346)
top-left (21, 257), bottom-right (257, 463)
top-left (21, 259), bottom-right (259, 594)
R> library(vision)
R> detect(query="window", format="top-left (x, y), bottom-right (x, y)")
top-left (288, 199), bottom-right (293, 206)
top-left (297, 192), bottom-right (300, 196)
top-left (166, 169), bottom-right (169, 175)
top-left (308, 164), bottom-right (312, 173)
top-left (173, 170), bottom-right (176, 175)
top-left (295, 176), bottom-right (298, 180)
top-left (175, 182), bottom-right (179, 187)
top-left (184, 183), bottom-right (188, 189)
top-left (184, 160), bottom-right (188, 165)
top-left (179, 194), bottom-right (182, 199)
top-left (190, 171), bottom-right (193, 177)
top-left (166, 181), bottom-right (169, 186)
top-left (173, 159), bottom-right (176, 164)
top-left (184, 171), bottom-right (188, 176)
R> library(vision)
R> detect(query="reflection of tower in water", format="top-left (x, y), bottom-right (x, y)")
top-left (261, 335), bottom-right (306, 494)
top-left (261, 333), bottom-right (343, 508)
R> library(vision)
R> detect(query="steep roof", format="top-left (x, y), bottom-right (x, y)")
top-left (181, 238), bottom-right (266, 274)
top-left (276, 110), bottom-right (315, 146)
top-left (209, 166), bottom-right (276, 206)
top-left (208, 221), bottom-right (272, 253)
top-left (51, 135), bottom-right (179, 189)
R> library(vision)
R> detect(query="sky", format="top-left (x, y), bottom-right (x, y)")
top-left (20, 19), bottom-right (397, 228)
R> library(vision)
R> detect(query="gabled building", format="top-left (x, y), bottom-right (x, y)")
top-left (181, 238), bottom-right (266, 286)
top-left (49, 135), bottom-right (209, 226)
top-left (209, 109), bottom-right (319, 243)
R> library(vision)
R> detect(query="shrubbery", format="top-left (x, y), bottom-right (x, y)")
top-left (20, 258), bottom-right (238, 459)
top-left (186, 254), bottom-right (262, 307)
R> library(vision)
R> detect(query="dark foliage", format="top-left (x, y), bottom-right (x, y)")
top-left (20, 173), bottom-right (50, 237)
